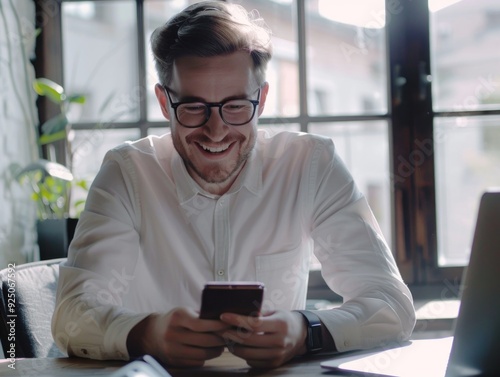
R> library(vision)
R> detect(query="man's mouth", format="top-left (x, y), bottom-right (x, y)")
top-left (197, 142), bottom-right (232, 154)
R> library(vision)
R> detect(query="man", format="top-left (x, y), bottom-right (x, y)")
top-left (52, 0), bottom-right (415, 369)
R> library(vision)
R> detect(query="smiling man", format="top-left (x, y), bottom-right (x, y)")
top-left (52, 0), bottom-right (415, 369)
top-left (159, 51), bottom-right (266, 194)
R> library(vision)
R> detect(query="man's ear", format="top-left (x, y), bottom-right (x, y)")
top-left (154, 83), bottom-right (171, 121)
top-left (257, 82), bottom-right (270, 116)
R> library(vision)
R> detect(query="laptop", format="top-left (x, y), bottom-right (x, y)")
top-left (321, 189), bottom-right (500, 377)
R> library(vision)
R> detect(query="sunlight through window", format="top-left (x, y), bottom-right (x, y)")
top-left (318, 0), bottom-right (386, 28)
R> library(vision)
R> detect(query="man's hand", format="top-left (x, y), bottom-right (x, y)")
top-left (218, 310), bottom-right (308, 368)
top-left (127, 307), bottom-right (232, 367)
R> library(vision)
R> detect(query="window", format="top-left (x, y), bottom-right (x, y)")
top-left (36, 0), bottom-right (500, 294)
top-left (430, 0), bottom-right (500, 267)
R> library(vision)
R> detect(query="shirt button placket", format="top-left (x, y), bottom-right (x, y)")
top-left (214, 197), bottom-right (229, 281)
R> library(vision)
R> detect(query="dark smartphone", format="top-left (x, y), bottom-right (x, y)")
top-left (199, 281), bottom-right (265, 320)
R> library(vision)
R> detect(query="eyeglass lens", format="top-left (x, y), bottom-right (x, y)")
top-left (176, 100), bottom-right (256, 127)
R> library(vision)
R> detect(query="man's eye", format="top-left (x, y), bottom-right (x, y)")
top-left (224, 102), bottom-right (251, 112)
top-left (181, 104), bottom-right (205, 113)
top-left (226, 105), bottom-right (244, 110)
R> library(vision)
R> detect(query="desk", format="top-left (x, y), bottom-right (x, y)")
top-left (0, 352), bottom-right (340, 377)
top-left (0, 337), bottom-right (456, 377)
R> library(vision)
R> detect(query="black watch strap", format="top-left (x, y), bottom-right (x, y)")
top-left (295, 310), bottom-right (323, 354)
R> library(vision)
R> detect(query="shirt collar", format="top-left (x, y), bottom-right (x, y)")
top-left (171, 145), bottom-right (262, 204)
top-left (227, 147), bottom-right (262, 197)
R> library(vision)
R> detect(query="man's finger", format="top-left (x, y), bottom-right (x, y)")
top-left (219, 313), bottom-right (266, 332)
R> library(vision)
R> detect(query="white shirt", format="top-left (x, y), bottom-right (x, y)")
top-left (52, 130), bottom-right (415, 360)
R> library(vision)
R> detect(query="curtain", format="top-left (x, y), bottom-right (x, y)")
top-left (0, 0), bottom-right (39, 264)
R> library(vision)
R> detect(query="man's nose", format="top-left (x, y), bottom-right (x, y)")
top-left (203, 107), bottom-right (229, 141)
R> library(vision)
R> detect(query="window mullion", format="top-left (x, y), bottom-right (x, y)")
top-left (137, 0), bottom-right (148, 137)
top-left (296, 0), bottom-right (308, 133)
top-left (35, 0), bottom-right (67, 165)
top-left (387, 0), bottom-right (421, 284)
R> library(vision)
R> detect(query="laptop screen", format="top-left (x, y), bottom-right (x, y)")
top-left (445, 190), bottom-right (500, 376)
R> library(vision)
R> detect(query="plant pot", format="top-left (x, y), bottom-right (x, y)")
top-left (36, 218), bottom-right (78, 260)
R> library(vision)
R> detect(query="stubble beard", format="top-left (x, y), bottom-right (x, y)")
top-left (172, 130), bottom-right (256, 185)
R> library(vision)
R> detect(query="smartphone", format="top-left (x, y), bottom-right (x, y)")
top-left (199, 281), bottom-right (265, 320)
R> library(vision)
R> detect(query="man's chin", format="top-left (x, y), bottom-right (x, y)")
top-left (195, 167), bottom-right (235, 185)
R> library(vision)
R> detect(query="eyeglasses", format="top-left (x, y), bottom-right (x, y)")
top-left (163, 86), bottom-right (261, 128)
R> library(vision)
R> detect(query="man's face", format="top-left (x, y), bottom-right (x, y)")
top-left (155, 51), bottom-right (268, 194)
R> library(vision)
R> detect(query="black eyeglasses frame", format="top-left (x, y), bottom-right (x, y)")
top-left (162, 86), bottom-right (261, 128)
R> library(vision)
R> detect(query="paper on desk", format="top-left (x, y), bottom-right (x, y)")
top-left (321, 337), bottom-right (454, 377)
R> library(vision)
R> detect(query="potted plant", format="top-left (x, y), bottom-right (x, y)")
top-left (14, 77), bottom-right (127, 259)
top-left (13, 78), bottom-right (89, 260)
top-left (14, 159), bottom-right (80, 260)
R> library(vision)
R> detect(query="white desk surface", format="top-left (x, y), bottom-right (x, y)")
top-left (321, 336), bottom-right (454, 377)
top-left (0, 337), bottom-right (453, 377)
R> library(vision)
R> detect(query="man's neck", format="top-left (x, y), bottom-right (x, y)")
top-left (196, 178), bottom-right (235, 196)
top-left (188, 167), bottom-right (242, 196)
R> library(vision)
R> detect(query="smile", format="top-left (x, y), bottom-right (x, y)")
top-left (198, 142), bottom-right (231, 153)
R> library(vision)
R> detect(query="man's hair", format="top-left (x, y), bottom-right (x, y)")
top-left (151, 0), bottom-right (272, 87)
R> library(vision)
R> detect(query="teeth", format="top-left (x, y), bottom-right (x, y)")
top-left (200, 143), bottom-right (230, 153)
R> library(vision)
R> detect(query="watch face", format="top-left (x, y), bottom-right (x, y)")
top-left (308, 324), bottom-right (323, 352)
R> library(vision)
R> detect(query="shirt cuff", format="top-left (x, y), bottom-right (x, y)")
top-left (312, 309), bottom-right (362, 352)
top-left (104, 312), bottom-right (151, 360)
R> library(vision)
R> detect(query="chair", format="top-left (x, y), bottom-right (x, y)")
top-left (0, 258), bottom-right (67, 358)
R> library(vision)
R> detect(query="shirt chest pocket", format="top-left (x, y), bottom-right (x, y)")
top-left (255, 247), bottom-right (310, 311)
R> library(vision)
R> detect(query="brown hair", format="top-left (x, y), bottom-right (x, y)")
top-left (151, 1), bottom-right (272, 87)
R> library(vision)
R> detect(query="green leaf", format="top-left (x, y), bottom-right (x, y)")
top-left (74, 199), bottom-right (86, 209)
top-left (41, 113), bottom-right (68, 135)
top-left (74, 179), bottom-right (89, 191)
top-left (33, 78), bottom-right (65, 104)
top-left (17, 168), bottom-right (43, 185)
top-left (39, 129), bottom-right (67, 145)
top-left (68, 94), bottom-right (86, 104)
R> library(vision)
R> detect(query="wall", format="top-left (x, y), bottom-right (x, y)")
top-left (0, 0), bottom-right (39, 265)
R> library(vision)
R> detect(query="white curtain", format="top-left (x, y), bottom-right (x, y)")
top-left (0, 0), bottom-right (39, 265)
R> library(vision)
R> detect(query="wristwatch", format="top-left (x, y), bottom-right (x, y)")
top-left (294, 310), bottom-right (323, 354)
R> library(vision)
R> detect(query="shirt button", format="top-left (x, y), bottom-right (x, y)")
top-left (344, 340), bottom-right (349, 347)
top-left (217, 269), bottom-right (225, 276)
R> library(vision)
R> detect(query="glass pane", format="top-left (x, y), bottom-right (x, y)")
top-left (147, 127), bottom-right (169, 137)
top-left (70, 128), bottom-right (140, 216)
top-left (62, 1), bottom-right (139, 123)
top-left (259, 123), bottom-right (300, 133)
top-left (435, 116), bottom-right (500, 266)
top-left (239, 0), bottom-right (298, 118)
top-left (430, 0), bottom-right (500, 112)
top-left (145, 0), bottom-right (200, 122)
top-left (146, 0), bottom-right (298, 121)
top-left (309, 122), bottom-right (392, 247)
top-left (305, 0), bottom-right (388, 115)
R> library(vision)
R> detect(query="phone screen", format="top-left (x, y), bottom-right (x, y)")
top-left (199, 281), bottom-right (265, 320)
